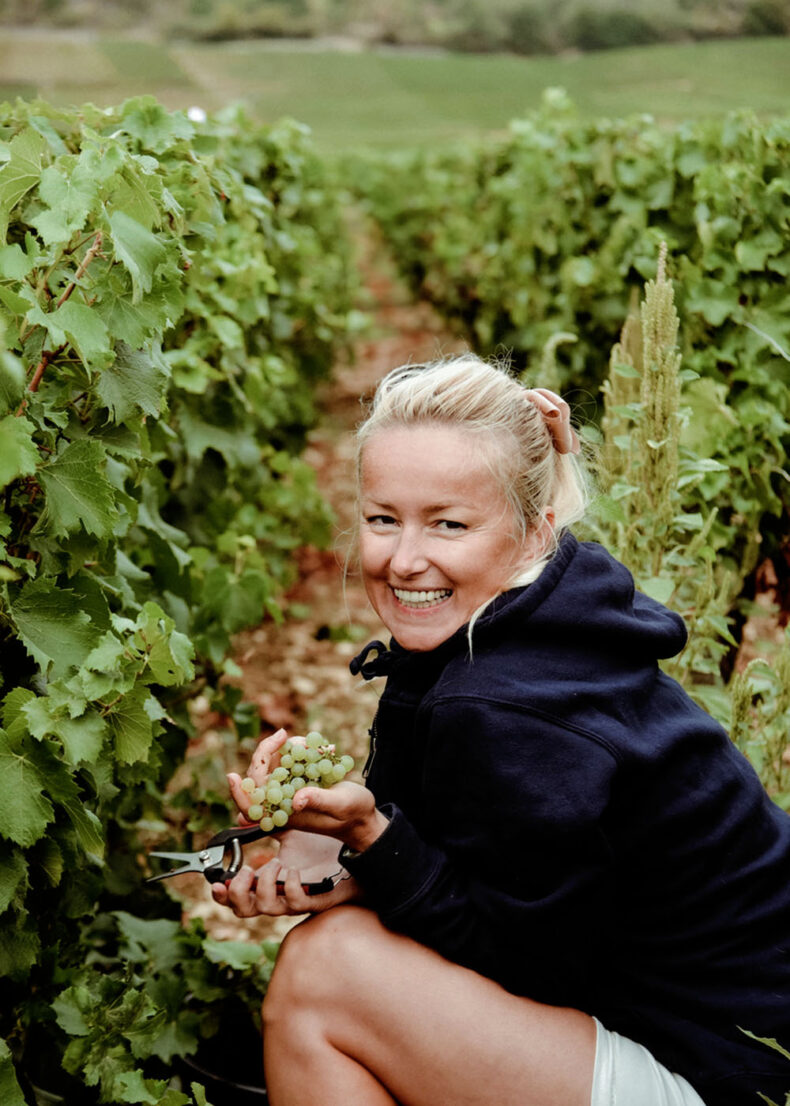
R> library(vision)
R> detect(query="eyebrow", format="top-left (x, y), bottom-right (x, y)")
top-left (364, 500), bottom-right (467, 514)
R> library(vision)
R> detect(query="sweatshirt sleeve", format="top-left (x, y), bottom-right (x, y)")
top-left (341, 697), bottom-right (620, 996)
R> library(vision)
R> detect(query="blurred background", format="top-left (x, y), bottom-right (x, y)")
top-left (1, 0), bottom-right (789, 151)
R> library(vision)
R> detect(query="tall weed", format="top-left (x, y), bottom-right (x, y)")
top-left (574, 246), bottom-right (790, 804)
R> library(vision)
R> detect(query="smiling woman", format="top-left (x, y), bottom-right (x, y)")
top-left (214, 354), bottom-right (790, 1106)
top-left (354, 359), bottom-right (583, 652)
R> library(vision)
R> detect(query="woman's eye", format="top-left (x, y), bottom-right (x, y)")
top-left (366, 515), bottom-right (397, 526)
top-left (436, 519), bottom-right (466, 531)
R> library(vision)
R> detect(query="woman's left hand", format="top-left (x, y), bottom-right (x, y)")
top-left (286, 779), bottom-right (390, 853)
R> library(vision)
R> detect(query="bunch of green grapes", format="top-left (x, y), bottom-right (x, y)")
top-left (241, 731), bottom-right (355, 832)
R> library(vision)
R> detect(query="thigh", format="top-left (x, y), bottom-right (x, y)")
top-left (265, 905), bottom-right (597, 1106)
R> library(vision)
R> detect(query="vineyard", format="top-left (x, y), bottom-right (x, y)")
top-left (1, 88), bottom-right (790, 1104)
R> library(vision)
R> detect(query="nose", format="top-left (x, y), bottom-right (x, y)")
top-left (389, 524), bottom-right (430, 578)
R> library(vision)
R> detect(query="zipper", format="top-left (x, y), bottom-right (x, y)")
top-left (362, 712), bottom-right (379, 780)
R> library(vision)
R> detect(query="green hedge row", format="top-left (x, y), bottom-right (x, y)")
top-left (0, 96), bottom-right (356, 1103)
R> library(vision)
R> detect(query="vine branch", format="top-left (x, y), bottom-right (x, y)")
top-left (15, 231), bottom-right (104, 416)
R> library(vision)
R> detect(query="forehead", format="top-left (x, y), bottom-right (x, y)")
top-left (360, 424), bottom-right (507, 505)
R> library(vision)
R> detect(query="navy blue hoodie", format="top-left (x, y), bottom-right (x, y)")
top-left (342, 534), bottom-right (790, 1106)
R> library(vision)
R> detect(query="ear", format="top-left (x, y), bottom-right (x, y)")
top-left (517, 508), bottom-right (556, 568)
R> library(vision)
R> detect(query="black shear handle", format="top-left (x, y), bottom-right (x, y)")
top-left (205, 824), bottom-right (272, 884)
top-left (207, 823), bottom-right (272, 848)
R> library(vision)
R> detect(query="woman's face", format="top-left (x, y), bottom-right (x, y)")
top-left (359, 424), bottom-right (541, 652)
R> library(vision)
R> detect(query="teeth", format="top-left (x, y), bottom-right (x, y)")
top-left (393, 588), bottom-right (452, 608)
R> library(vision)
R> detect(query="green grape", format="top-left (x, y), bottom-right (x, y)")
top-left (236, 731), bottom-right (355, 834)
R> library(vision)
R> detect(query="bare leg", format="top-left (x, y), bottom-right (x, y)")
top-left (263, 905), bottom-right (596, 1106)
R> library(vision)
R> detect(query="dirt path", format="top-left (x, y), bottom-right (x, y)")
top-left (180, 219), bottom-right (467, 942)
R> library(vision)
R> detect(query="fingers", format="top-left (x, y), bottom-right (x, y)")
top-left (250, 727), bottom-right (289, 777)
top-left (219, 864), bottom-right (261, 918)
top-left (228, 727), bottom-right (291, 821)
top-left (525, 388), bottom-right (581, 455)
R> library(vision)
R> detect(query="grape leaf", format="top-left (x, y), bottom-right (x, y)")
top-left (115, 1071), bottom-right (180, 1105)
top-left (0, 283), bottom-right (32, 316)
top-left (0, 242), bottom-right (34, 281)
top-left (9, 576), bottom-right (103, 675)
top-left (97, 341), bottom-right (170, 422)
top-left (0, 352), bottom-right (26, 414)
top-left (120, 96), bottom-right (194, 154)
top-left (0, 128), bottom-right (49, 232)
top-left (37, 836), bottom-right (64, 887)
top-left (31, 161), bottom-right (98, 245)
top-left (24, 736), bottom-right (105, 856)
top-left (38, 439), bottom-right (119, 539)
top-left (56, 300), bottom-right (111, 367)
top-left (0, 910), bottom-right (40, 978)
top-left (0, 1036), bottom-right (27, 1106)
top-left (0, 415), bottom-right (39, 491)
top-left (109, 210), bottom-right (167, 304)
top-left (115, 912), bottom-right (185, 973)
top-left (107, 685), bottom-right (158, 765)
top-left (22, 697), bottom-right (107, 766)
top-left (202, 936), bottom-right (265, 970)
top-left (0, 846), bottom-right (27, 913)
top-left (0, 729), bottom-right (54, 846)
top-left (0, 687), bottom-right (36, 737)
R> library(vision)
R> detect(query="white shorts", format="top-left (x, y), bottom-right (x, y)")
top-left (591, 1018), bottom-right (707, 1106)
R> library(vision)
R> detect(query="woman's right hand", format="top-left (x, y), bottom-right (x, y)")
top-left (211, 829), bottom-right (361, 917)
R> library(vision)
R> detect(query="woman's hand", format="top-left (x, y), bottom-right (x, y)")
top-left (226, 727), bottom-right (290, 823)
top-left (211, 829), bottom-right (361, 917)
top-left (287, 779), bottom-right (390, 853)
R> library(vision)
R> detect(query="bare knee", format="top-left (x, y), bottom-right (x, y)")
top-left (262, 906), bottom-right (383, 1031)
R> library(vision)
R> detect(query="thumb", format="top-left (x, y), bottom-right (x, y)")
top-left (292, 786), bottom-right (326, 815)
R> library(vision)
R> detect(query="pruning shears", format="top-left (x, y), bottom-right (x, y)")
top-left (146, 823), bottom-right (341, 896)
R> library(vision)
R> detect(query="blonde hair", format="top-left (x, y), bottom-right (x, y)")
top-left (356, 354), bottom-right (588, 562)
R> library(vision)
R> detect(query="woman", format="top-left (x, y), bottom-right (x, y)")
top-left (213, 355), bottom-right (790, 1106)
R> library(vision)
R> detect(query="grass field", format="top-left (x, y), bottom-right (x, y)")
top-left (1, 30), bottom-right (789, 151)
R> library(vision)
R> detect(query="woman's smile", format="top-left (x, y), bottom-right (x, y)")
top-left (359, 423), bottom-right (539, 652)
top-left (391, 586), bottom-right (454, 610)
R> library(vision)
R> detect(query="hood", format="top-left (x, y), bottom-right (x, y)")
top-left (350, 533), bottom-right (687, 683)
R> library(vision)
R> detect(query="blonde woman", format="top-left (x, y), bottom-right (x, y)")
top-left (214, 355), bottom-right (790, 1106)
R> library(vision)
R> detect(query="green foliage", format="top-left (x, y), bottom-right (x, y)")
top-left (356, 96), bottom-right (790, 598)
top-left (0, 95), bottom-right (355, 1100)
top-left (581, 246), bottom-right (790, 806)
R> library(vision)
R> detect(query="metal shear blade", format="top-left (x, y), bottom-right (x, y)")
top-left (146, 824), bottom-right (269, 885)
